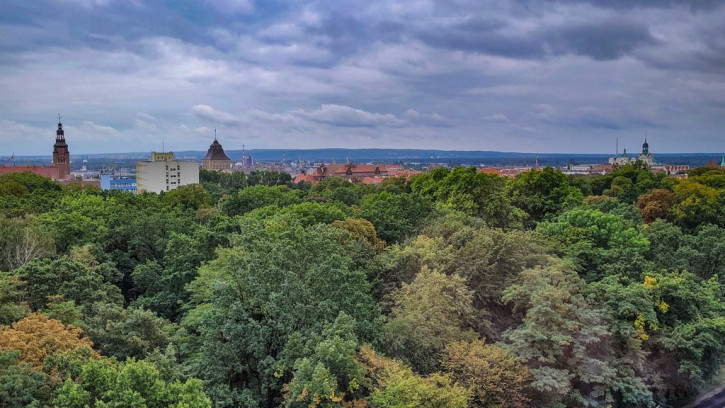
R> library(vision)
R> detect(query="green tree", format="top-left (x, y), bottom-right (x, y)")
top-left (11, 257), bottom-right (122, 312)
top-left (39, 210), bottom-right (108, 253)
top-left (188, 216), bottom-right (381, 407)
top-left (162, 184), bottom-right (212, 211)
top-left (0, 273), bottom-right (29, 325)
top-left (672, 179), bottom-right (723, 230)
top-left (247, 170), bottom-right (293, 187)
top-left (221, 185), bottom-right (301, 216)
top-left (357, 346), bottom-right (469, 408)
top-left (53, 358), bottom-right (211, 408)
top-left (537, 208), bottom-right (650, 281)
top-left (384, 268), bottom-right (476, 374)
top-left (360, 191), bottom-right (432, 243)
top-left (0, 350), bottom-right (46, 408)
top-left (0, 215), bottom-right (55, 271)
top-left (283, 313), bottom-right (366, 407)
top-left (132, 232), bottom-right (214, 321)
top-left (442, 339), bottom-right (532, 408)
top-left (503, 261), bottom-right (619, 406)
top-left (249, 202), bottom-right (352, 227)
top-left (410, 167), bottom-right (523, 228)
top-left (506, 167), bottom-right (583, 226)
top-left (644, 272), bottom-right (725, 403)
top-left (82, 303), bottom-right (177, 360)
top-left (0, 172), bottom-right (61, 194)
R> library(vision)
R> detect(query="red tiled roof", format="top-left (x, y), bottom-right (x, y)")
top-left (477, 168), bottom-right (502, 175)
top-left (0, 165), bottom-right (61, 179)
top-left (360, 177), bottom-right (383, 185)
top-left (294, 173), bottom-right (317, 184)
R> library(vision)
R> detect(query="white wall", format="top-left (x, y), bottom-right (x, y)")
top-left (136, 161), bottom-right (200, 194)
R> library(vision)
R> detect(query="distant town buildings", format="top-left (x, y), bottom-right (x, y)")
top-left (1, 119), bottom-right (707, 188)
top-left (294, 163), bottom-right (422, 185)
top-left (100, 174), bottom-right (137, 194)
top-left (201, 134), bottom-right (232, 171)
top-left (0, 118), bottom-right (72, 180)
top-left (477, 167), bottom-right (533, 177)
top-left (609, 138), bottom-right (654, 166)
top-left (136, 152), bottom-right (199, 193)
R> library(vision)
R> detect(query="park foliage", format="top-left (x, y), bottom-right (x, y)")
top-left (2, 164), bottom-right (725, 407)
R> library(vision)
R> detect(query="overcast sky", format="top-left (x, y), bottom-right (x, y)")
top-left (1, 0), bottom-right (725, 155)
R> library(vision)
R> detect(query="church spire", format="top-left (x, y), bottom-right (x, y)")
top-left (53, 116), bottom-right (70, 179)
top-left (642, 131), bottom-right (649, 155)
top-left (56, 114), bottom-right (65, 141)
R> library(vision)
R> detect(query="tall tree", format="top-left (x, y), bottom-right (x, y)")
top-left (443, 339), bottom-right (532, 408)
top-left (384, 268), bottom-right (477, 374)
top-left (188, 216), bottom-right (381, 407)
top-left (503, 261), bottom-right (622, 406)
top-left (506, 167), bottom-right (583, 227)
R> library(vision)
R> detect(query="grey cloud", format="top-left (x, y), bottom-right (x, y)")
top-left (636, 12), bottom-right (725, 75)
top-left (403, 110), bottom-right (451, 127)
top-left (288, 105), bottom-right (450, 129)
top-left (483, 113), bottom-right (509, 122)
top-left (543, 19), bottom-right (657, 61)
top-left (295, 104), bottom-right (405, 128)
top-left (192, 105), bottom-right (244, 126)
top-left (2, 0), bottom-right (725, 155)
top-left (548, 0), bottom-right (723, 12)
top-left (417, 23), bottom-right (544, 59)
top-left (417, 14), bottom-right (656, 61)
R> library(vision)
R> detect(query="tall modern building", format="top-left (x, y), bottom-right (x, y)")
top-left (201, 135), bottom-right (232, 171)
top-left (136, 152), bottom-right (199, 193)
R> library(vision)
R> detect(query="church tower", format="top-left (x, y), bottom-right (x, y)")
top-left (201, 130), bottom-right (232, 171)
top-left (53, 116), bottom-right (70, 179)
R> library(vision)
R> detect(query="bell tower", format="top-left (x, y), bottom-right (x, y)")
top-left (53, 115), bottom-right (70, 179)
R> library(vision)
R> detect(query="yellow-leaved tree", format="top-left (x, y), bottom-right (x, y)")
top-left (0, 312), bottom-right (96, 369)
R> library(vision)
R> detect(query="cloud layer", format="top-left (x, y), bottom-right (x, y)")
top-left (1, 0), bottom-right (725, 154)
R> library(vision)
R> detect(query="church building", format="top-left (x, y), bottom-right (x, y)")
top-left (609, 138), bottom-right (654, 167)
top-left (52, 118), bottom-right (71, 179)
top-left (0, 117), bottom-right (71, 180)
top-left (201, 133), bottom-right (232, 171)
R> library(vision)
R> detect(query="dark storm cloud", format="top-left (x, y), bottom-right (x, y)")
top-left (543, 19), bottom-right (657, 61)
top-left (416, 15), bottom-right (655, 61)
top-left (0, 0), bottom-right (263, 54)
top-left (2, 0), bottom-right (725, 154)
top-left (418, 30), bottom-right (544, 59)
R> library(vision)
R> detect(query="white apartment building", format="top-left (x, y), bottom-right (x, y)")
top-left (136, 152), bottom-right (200, 194)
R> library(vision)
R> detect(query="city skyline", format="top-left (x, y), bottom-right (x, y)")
top-left (2, 1), bottom-right (725, 155)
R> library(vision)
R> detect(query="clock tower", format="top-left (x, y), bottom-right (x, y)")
top-left (53, 116), bottom-right (70, 179)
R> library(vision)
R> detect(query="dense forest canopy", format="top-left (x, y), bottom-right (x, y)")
top-left (2, 164), bottom-right (725, 407)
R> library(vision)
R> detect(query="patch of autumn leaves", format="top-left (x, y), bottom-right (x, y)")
top-left (0, 312), bottom-right (97, 370)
